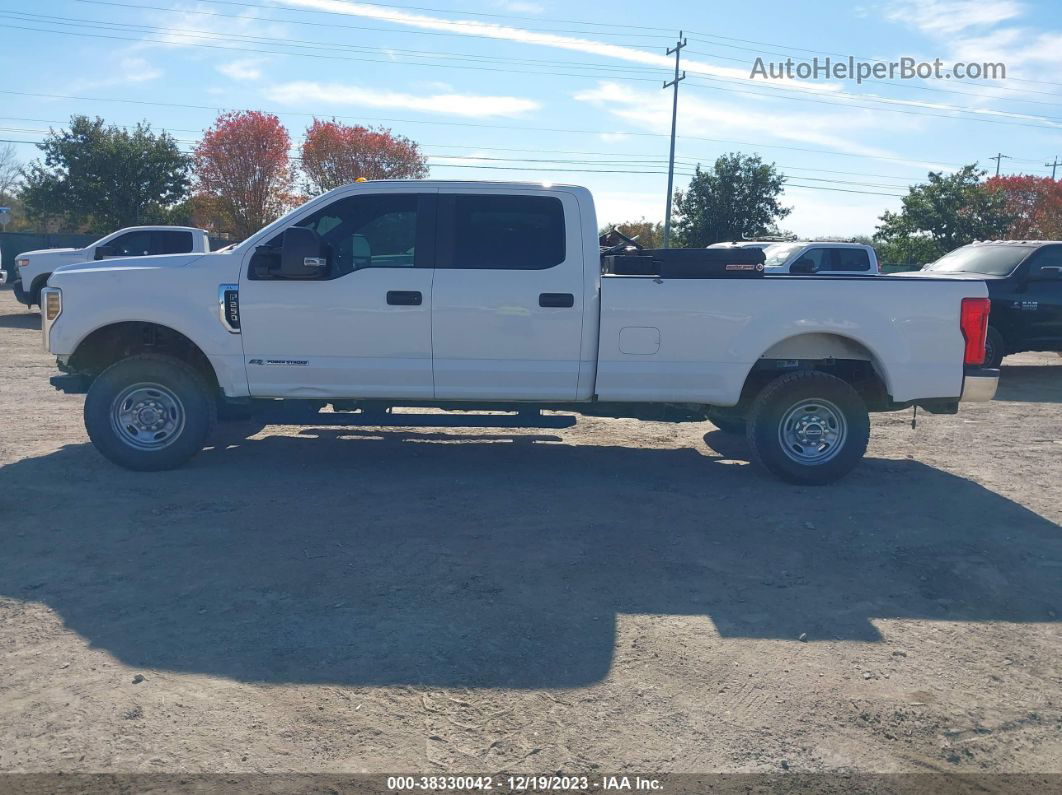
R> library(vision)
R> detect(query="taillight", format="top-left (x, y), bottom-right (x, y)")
top-left (960, 297), bottom-right (990, 366)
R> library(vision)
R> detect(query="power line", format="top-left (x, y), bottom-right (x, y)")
top-left (684, 31), bottom-right (1062, 91)
top-left (10, 13), bottom-right (1062, 133)
top-left (2, 10), bottom-right (667, 78)
top-left (0, 116), bottom-right (935, 182)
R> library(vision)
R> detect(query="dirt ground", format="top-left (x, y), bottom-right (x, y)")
top-left (0, 283), bottom-right (1060, 777)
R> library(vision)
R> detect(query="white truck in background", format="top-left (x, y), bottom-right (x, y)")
top-left (39, 181), bottom-right (996, 484)
top-left (12, 226), bottom-right (211, 309)
top-left (760, 241), bottom-right (880, 275)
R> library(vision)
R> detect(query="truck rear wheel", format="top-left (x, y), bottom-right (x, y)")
top-left (746, 371), bottom-right (870, 485)
top-left (84, 354), bottom-right (217, 471)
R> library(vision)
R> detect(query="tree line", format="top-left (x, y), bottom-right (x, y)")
top-left (4, 112), bottom-right (428, 239)
top-left (600, 154), bottom-right (1062, 263)
top-left (2, 116), bottom-right (1059, 257)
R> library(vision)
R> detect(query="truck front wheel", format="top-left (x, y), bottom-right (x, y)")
top-left (84, 354), bottom-right (217, 471)
top-left (746, 371), bottom-right (870, 485)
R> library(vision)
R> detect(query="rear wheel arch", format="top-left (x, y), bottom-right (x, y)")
top-left (739, 333), bottom-right (891, 411)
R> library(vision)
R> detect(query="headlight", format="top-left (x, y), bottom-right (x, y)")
top-left (17, 258), bottom-right (29, 267)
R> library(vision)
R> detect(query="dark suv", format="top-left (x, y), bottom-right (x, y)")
top-left (914, 241), bottom-right (1062, 368)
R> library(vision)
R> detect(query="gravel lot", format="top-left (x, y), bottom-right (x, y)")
top-left (0, 284), bottom-right (1060, 776)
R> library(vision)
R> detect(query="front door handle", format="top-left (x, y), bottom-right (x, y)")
top-left (539, 292), bottom-right (575, 308)
top-left (386, 290), bottom-right (422, 306)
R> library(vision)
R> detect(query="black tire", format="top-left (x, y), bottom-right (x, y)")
top-left (746, 370), bottom-right (870, 485)
top-left (29, 275), bottom-right (50, 310)
top-left (984, 325), bottom-right (1006, 369)
top-left (707, 409), bottom-right (746, 435)
top-left (84, 354), bottom-right (217, 471)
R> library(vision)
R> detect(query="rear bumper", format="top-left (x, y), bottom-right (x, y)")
top-left (960, 367), bottom-right (999, 402)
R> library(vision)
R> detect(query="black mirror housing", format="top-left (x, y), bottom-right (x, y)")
top-left (93, 245), bottom-right (115, 261)
top-left (279, 227), bottom-right (326, 279)
top-left (790, 259), bottom-right (816, 274)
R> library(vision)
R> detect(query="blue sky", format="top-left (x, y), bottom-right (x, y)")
top-left (2, 0), bottom-right (1061, 236)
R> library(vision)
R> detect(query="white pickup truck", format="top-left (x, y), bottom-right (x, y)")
top-left (761, 241), bottom-right (880, 275)
top-left (13, 226), bottom-right (211, 309)
top-left (39, 181), bottom-right (997, 484)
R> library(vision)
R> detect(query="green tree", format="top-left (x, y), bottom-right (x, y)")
top-left (874, 165), bottom-right (1012, 263)
top-left (599, 218), bottom-right (664, 249)
top-left (673, 153), bottom-right (790, 246)
top-left (20, 115), bottom-right (190, 232)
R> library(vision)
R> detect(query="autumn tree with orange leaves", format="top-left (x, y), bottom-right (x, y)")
top-left (984, 174), bottom-right (1062, 240)
top-left (193, 110), bottom-right (294, 239)
top-left (300, 120), bottom-right (428, 195)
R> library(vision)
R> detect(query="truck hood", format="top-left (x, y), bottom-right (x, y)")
top-left (52, 253), bottom-right (205, 277)
top-left (18, 247), bottom-right (85, 259)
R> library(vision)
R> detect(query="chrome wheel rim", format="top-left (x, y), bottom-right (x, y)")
top-left (778, 397), bottom-right (847, 465)
top-left (110, 382), bottom-right (185, 450)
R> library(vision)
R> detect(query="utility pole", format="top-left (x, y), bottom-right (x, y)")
top-left (1046, 156), bottom-right (1061, 180)
top-left (989, 152), bottom-right (1011, 177)
top-left (662, 30), bottom-right (686, 249)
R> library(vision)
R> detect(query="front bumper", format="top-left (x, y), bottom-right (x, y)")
top-left (49, 372), bottom-right (90, 394)
top-left (11, 277), bottom-right (31, 305)
top-left (960, 367), bottom-right (999, 402)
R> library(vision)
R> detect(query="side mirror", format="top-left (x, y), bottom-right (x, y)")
top-left (790, 258), bottom-right (816, 274)
top-left (93, 245), bottom-right (116, 261)
top-left (279, 226), bottom-right (326, 279)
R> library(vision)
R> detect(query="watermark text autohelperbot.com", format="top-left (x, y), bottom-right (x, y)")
top-left (750, 56), bottom-right (1006, 83)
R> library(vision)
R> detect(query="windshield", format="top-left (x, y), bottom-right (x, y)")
top-left (925, 245), bottom-right (1031, 275)
top-left (762, 243), bottom-right (802, 267)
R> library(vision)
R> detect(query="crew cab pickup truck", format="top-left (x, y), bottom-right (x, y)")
top-left (760, 241), bottom-right (880, 275)
top-left (40, 181), bottom-right (997, 484)
top-left (13, 226), bottom-right (211, 309)
top-left (900, 240), bottom-right (1062, 368)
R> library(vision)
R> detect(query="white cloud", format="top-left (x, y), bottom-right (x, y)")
top-left (264, 81), bottom-right (541, 118)
top-left (573, 81), bottom-right (951, 171)
top-left (217, 59), bottom-right (263, 81)
top-left (275, 0), bottom-right (839, 92)
top-left (884, 0), bottom-right (1024, 35)
top-left (781, 189), bottom-right (902, 237)
top-left (492, 0), bottom-right (545, 13)
top-left (69, 57), bottom-right (162, 92)
top-left (884, 0), bottom-right (1062, 70)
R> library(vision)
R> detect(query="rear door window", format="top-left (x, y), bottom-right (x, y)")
top-left (151, 230), bottom-right (195, 255)
top-left (440, 194), bottom-right (565, 270)
top-left (1025, 245), bottom-right (1062, 278)
top-left (832, 248), bottom-right (871, 272)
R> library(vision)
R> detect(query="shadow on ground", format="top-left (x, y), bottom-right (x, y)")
top-left (1, 425), bottom-right (1059, 688)
top-left (0, 311), bottom-right (40, 330)
top-left (994, 361), bottom-right (1062, 404)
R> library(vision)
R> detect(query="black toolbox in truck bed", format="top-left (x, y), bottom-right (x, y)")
top-left (602, 247), bottom-right (766, 278)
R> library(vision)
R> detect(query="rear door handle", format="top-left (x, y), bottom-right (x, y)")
top-left (386, 290), bottom-right (422, 306)
top-left (539, 292), bottom-right (575, 308)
